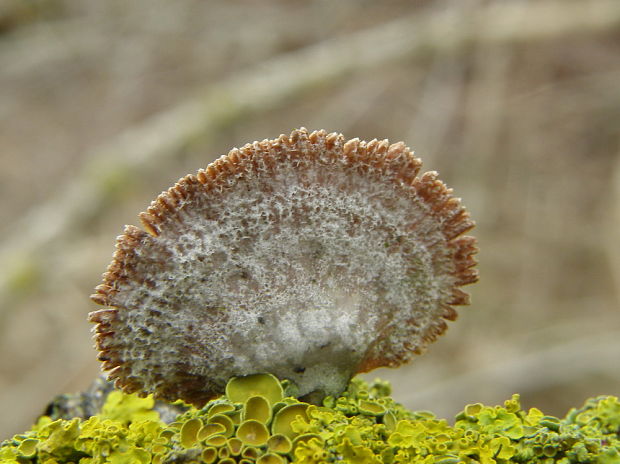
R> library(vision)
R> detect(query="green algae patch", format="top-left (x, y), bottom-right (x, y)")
top-left (2, 378), bottom-right (620, 464)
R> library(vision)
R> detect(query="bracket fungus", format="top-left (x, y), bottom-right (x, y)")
top-left (89, 128), bottom-right (478, 406)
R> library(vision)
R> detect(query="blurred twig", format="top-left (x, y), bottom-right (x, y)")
top-left (1, 0), bottom-right (619, 320)
top-left (0, 18), bottom-right (100, 79)
top-left (610, 151), bottom-right (620, 304)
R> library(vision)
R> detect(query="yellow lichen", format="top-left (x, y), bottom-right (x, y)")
top-left (1, 377), bottom-right (619, 464)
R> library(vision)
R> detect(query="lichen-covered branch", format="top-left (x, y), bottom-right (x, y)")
top-left (2, 376), bottom-right (619, 464)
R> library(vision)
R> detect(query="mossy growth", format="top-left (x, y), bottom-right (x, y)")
top-left (1, 374), bottom-right (619, 464)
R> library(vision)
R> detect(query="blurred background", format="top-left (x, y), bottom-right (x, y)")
top-left (1, 0), bottom-right (620, 439)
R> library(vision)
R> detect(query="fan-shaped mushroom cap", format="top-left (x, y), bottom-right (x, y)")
top-left (89, 128), bottom-right (478, 406)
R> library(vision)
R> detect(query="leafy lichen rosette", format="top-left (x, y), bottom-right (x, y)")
top-left (89, 128), bottom-right (478, 406)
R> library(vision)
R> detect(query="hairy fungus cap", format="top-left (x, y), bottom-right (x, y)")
top-left (89, 128), bottom-right (478, 406)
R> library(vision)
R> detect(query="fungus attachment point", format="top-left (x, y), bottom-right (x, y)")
top-left (89, 128), bottom-right (478, 406)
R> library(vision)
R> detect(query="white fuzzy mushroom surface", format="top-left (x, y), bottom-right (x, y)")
top-left (89, 128), bottom-right (477, 406)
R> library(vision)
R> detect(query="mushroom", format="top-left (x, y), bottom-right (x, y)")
top-left (89, 128), bottom-right (478, 406)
